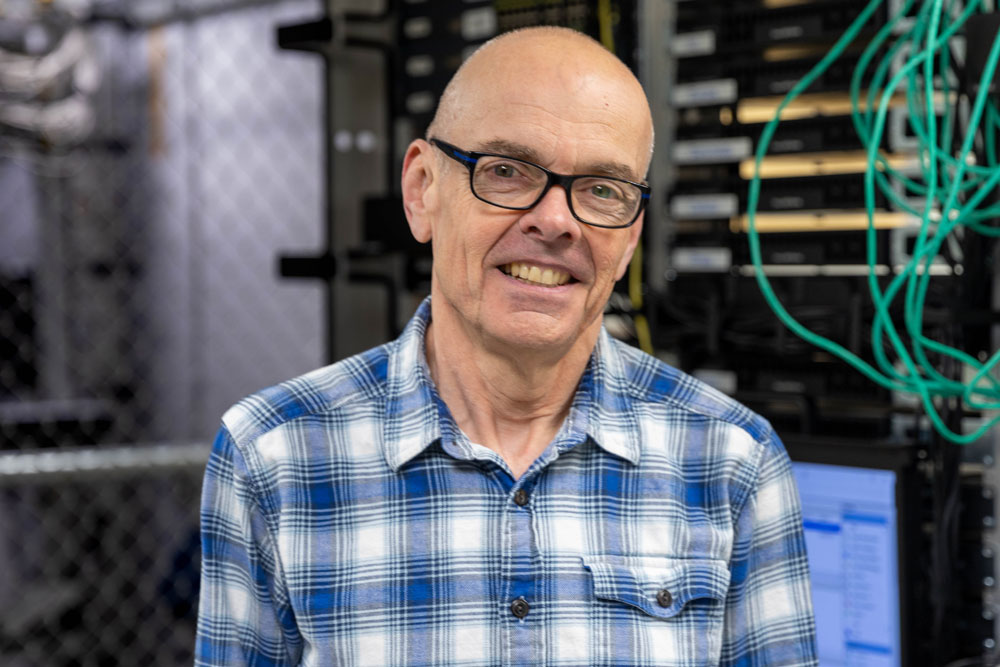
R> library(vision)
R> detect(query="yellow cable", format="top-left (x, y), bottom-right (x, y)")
top-left (597, 0), bottom-right (614, 51)
top-left (629, 240), bottom-right (653, 354)
top-left (629, 239), bottom-right (643, 308)
top-left (597, 0), bottom-right (653, 355)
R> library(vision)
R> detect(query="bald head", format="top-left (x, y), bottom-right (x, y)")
top-left (427, 27), bottom-right (654, 174)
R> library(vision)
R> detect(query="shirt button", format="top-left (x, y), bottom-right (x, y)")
top-left (510, 597), bottom-right (530, 619)
top-left (656, 588), bottom-right (673, 608)
top-left (513, 489), bottom-right (530, 506)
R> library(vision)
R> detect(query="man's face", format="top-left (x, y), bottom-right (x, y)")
top-left (407, 40), bottom-right (651, 357)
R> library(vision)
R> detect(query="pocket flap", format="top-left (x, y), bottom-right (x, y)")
top-left (581, 555), bottom-right (730, 620)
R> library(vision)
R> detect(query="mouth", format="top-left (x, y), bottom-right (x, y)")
top-left (500, 262), bottom-right (574, 287)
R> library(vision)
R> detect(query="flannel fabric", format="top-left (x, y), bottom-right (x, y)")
top-left (196, 297), bottom-right (817, 666)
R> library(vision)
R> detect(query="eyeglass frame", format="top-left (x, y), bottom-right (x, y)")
top-left (428, 137), bottom-right (650, 229)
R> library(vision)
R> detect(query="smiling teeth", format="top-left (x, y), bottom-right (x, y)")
top-left (504, 262), bottom-right (570, 286)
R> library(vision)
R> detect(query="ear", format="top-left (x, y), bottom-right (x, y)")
top-left (614, 213), bottom-right (644, 280)
top-left (401, 139), bottom-right (438, 244)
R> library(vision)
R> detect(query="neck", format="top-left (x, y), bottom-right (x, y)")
top-left (425, 301), bottom-right (599, 479)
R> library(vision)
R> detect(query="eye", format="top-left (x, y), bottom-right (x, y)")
top-left (591, 183), bottom-right (618, 199)
top-left (589, 182), bottom-right (625, 200)
top-left (492, 163), bottom-right (517, 178)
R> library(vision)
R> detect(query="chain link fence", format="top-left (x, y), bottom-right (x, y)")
top-left (1, 0), bottom-right (327, 662)
top-left (0, 446), bottom-right (206, 666)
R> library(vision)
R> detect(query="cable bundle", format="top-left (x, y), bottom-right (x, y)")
top-left (747, 0), bottom-right (1000, 443)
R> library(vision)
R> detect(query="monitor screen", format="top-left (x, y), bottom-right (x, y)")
top-left (791, 461), bottom-right (901, 667)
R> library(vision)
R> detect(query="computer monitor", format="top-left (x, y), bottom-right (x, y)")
top-left (785, 437), bottom-right (920, 667)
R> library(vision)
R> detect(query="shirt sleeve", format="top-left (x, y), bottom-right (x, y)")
top-left (195, 426), bottom-right (301, 666)
top-left (720, 433), bottom-right (819, 666)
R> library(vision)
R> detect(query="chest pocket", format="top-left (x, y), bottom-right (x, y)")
top-left (581, 554), bottom-right (730, 619)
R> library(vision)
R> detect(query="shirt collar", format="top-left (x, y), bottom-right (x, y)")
top-left (581, 327), bottom-right (642, 466)
top-left (382, 297), bottom-right (443, 471)
top-left (382, 297), bottom-right (641, 471)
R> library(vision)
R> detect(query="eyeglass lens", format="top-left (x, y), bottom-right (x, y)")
top-left (471, 155), bottom-right (642, 227)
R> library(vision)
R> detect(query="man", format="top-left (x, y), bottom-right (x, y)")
top-left (196, 27), bottom-right (817, 666)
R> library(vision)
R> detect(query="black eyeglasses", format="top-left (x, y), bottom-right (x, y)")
top-left (429, 138), bottom-right (649, 229)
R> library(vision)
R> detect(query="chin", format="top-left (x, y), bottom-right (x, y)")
top-left (484, 316), bottom-right (585, 354)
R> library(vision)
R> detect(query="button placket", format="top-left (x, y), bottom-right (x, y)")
top-left (501, 475), bottom-right (539, 665)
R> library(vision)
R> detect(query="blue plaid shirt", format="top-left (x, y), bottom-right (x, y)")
top-left (196, 298), bottom-right (817, 666)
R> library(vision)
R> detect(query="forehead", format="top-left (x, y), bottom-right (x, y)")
top-left (477, 138), bottom-right (640, 182)
top-left (449, 44), bottom-right (651, 176)
top-left (460, 90), bottom-right (649, 179)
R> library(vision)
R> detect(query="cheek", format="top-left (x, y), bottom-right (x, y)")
top-left (592, 236), bottom-right (630, 277)
top-left (432, 212), bottom-right (496, 286)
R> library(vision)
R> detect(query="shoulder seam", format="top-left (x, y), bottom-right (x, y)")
top-left (616, 354), bottom-right (771, 445)
top-left (729, 430), bottom-right (772, 528)
top-left (231, 385), bottom-right (384, 449)
top-left (225, 348), bottom-right (391, 449)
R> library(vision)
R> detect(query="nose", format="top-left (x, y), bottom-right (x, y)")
top-left (517, 184), bottom-right (583, 243)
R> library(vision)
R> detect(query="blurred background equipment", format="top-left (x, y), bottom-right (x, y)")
top-left (651, 1), bottom-right (1000, 665)
top-left (1, 0), bottom-right (327, 663)
top-left (1, 0), bottom-right (1000, 665)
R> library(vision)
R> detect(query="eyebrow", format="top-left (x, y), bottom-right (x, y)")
top-left (476, 138), bottom-right (642, 183)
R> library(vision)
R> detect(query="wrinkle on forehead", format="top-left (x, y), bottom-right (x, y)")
top-left (466, 92), bottom-right (651, 178)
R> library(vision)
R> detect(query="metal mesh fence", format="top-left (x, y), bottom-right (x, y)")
top-left (1, 0), bottom-right (326, 449)
top-left (0, 446), bottom-right (207, 666)
top-left (1, 0), bottom-right (326, 662)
